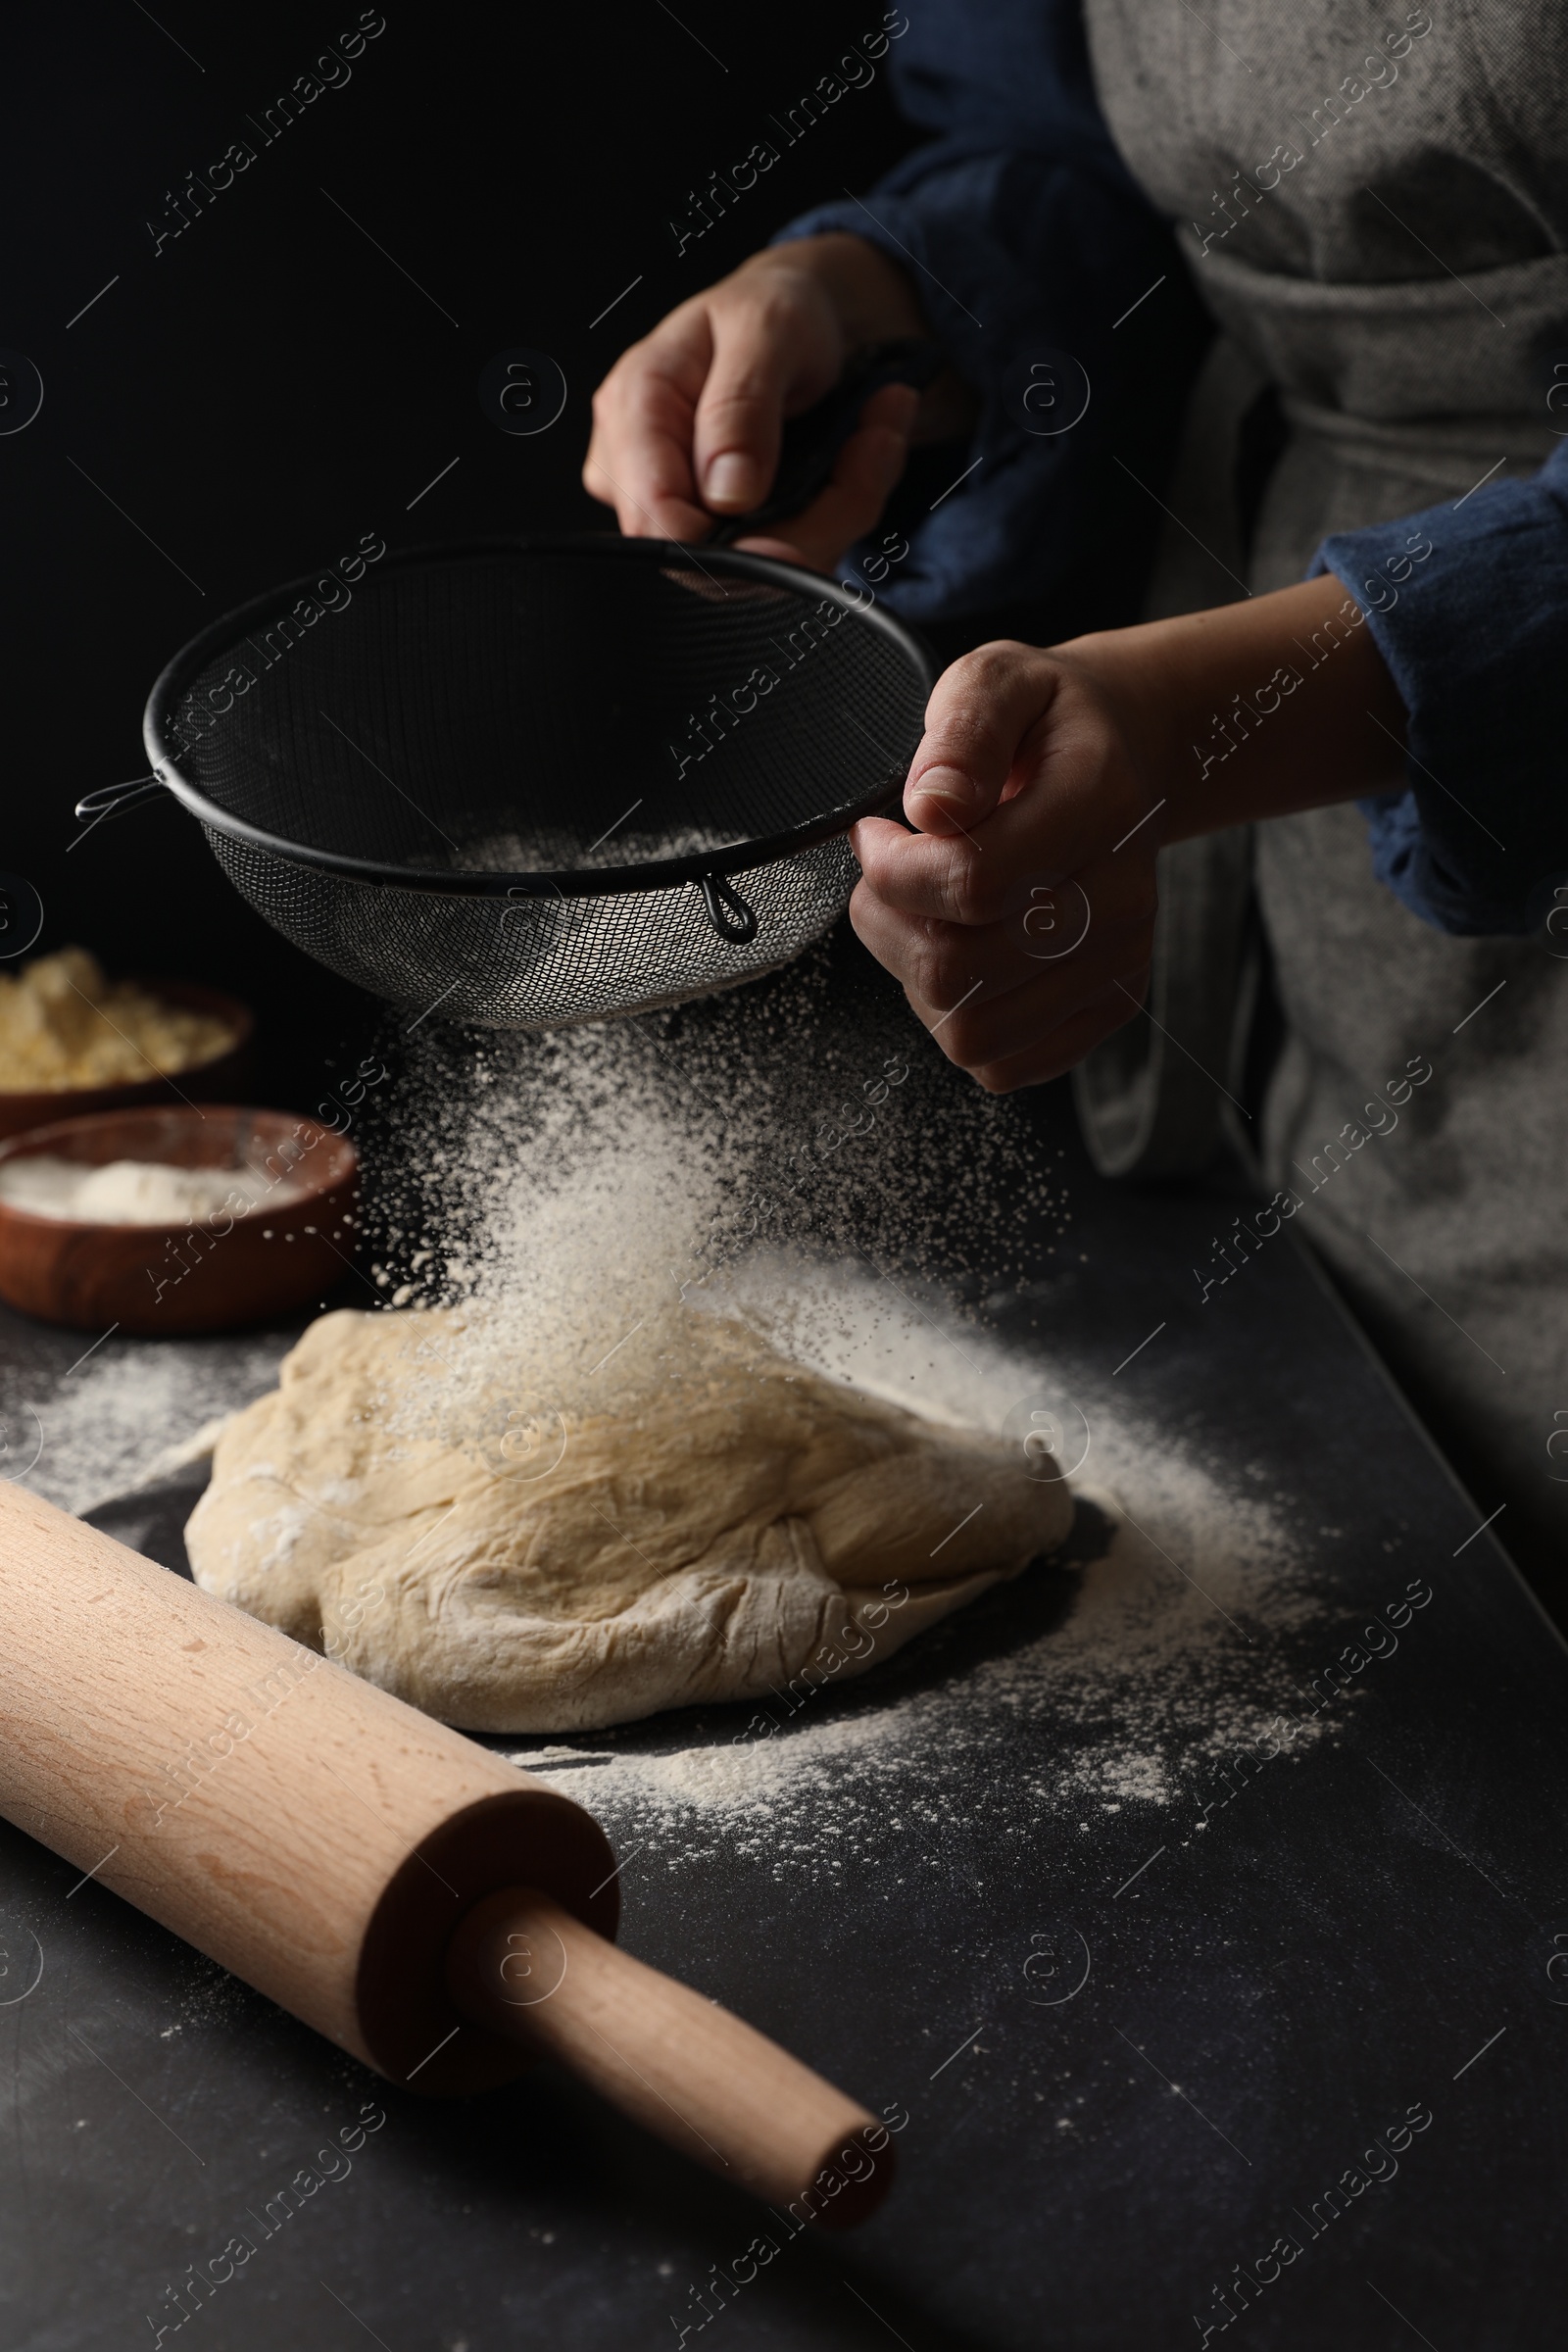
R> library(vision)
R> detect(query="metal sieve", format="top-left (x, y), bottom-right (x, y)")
top-left (90, 538), bottom-right (934, 1029)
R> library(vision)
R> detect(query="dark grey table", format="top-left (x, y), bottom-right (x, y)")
top-left (2, 1050), bottom-right (1565, 2352)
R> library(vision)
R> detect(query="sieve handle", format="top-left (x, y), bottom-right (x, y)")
top-left (74, 774), bottom-right (167, 822)
top-left (699, 874), bottom-right (760, 945)
top-left (708, 338), bottom-right (942, 548)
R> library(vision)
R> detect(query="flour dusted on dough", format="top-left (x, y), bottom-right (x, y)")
top-left (183, 1306), bottom-right (1073, 1732)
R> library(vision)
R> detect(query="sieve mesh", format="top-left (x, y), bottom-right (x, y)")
top-left (143, 539), bottom-right (933, 1028)
top-left (203, 828), bottom-right (858, 1028)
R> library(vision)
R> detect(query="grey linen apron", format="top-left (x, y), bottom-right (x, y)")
top-left (1078, 0), bottom-right (1568, 1597)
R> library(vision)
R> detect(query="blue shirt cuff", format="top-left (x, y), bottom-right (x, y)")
top-left (1311, 446), bottom-right (1568, 936)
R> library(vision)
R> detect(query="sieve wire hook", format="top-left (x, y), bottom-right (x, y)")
top-left (74, 774), bottom-right (167, 823)
top-left (699, 874), bottom-right (760, 946)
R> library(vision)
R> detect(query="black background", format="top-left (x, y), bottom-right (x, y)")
top-left (2, 0), bottom-right (941, 1100)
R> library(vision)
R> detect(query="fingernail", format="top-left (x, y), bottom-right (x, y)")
top-left (705, 453), bottom-right (756, 508)
top-left (907, 764), bottom-right (977, 816)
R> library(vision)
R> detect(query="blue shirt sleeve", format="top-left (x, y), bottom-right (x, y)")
top-left (776, 2), bottom-right (1566, 939)
top-left (1313, 441), bottom-right (1568, 935)
top-left (771, 0), bottom-right (1200, 623)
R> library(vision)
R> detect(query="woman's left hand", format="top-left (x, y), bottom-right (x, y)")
top-left (849, 640), bottom-right (1163, 1093)
top-left (852, 573), bottom-right (1411, 1091)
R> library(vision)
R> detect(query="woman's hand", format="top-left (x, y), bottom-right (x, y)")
top-left (583, 233), bottom-right (933, 572)
top-left (850, 575), bottom-right (1410, 1093)
top-left (850, 643), bottom-right (1163, 1093)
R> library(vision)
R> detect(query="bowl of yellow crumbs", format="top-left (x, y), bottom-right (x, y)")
top-left (0, 947), bottom-right (253, 1140)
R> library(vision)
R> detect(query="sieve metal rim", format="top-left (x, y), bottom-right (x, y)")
top-left (141, 535), bottom-right (935, 901)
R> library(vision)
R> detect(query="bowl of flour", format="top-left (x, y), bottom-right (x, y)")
top-left (0, 1103), bottom-right (359, 1334)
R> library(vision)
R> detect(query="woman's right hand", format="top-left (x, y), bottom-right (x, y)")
top-left (583, 232), bottom-right (929, 573)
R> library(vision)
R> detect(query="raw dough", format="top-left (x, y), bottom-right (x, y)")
top-left (184, 1308), bottom-right (1073, 1732)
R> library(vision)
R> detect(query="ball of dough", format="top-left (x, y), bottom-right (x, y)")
top-left (184, 1308), bottom-right (1073, 1732)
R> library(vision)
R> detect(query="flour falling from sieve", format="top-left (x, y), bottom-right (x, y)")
top-left (344, 938), bottom-right (1338, 1866)
top-left (356, 936), bottom-right (1075, 1446)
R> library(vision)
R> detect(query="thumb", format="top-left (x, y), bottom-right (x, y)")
top-left (904, 643), bottom-right (1060, 837)
top-left (694, 300), bottom-right (832, 514)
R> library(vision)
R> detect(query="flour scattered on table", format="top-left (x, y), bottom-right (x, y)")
top-left (502, 1265), bottom-right (1336, 1875)
top-left (18, 1334), bottom-right (295, 1515)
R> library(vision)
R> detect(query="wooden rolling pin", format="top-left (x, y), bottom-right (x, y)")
top-left (0, 1484), bottom-right (893, 2229)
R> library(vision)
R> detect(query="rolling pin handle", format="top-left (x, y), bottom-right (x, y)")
top-left (446, 1886), bottom-right (894, 2230)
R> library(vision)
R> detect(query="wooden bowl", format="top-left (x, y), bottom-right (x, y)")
top-left (0, 979), bottom-right (255, 1143)
top-left (0, 1105), bottom-right (360, 1335)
